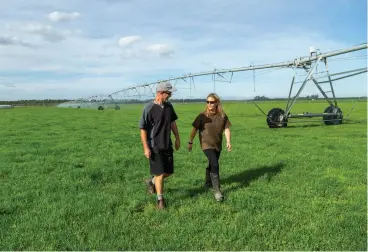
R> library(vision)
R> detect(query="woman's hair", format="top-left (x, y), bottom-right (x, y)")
top-left (204, 93), bottom-right (225, 117)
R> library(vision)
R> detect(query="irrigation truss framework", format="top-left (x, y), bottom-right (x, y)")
top-left (59, 43), bottom-right (367, 127)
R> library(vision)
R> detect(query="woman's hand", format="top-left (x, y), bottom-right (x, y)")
top-left (188, 142), bottom-right (193, 152)
top-left (226, 142), bottom-right (232, 152)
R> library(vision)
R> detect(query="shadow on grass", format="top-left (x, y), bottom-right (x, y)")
top-left (342, 119), bottom-right (367, 124)
top-left (222, 161), bottom-right (284, 193)
top-left (286, 119), bottom-right (367, 128)
top-left (174, 161), bottom-right (285, 199)
top-left (286, 123), bottom-right (324, 128)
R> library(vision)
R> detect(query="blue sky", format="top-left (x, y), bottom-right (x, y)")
top-left (0, 0), bottom-right (366, 100)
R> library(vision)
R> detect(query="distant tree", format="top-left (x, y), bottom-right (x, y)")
top-left (253, 96), bottom-right (270, 101)
top-left (310, 94), bottom-right (319, 99)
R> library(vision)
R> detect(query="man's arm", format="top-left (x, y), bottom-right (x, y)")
top-left (171, 121), bottom-right (180, 150)
top-left (171, 121), bottom-right (179, 139)
top-left (139, 103), bottom-right (153, 158)
top-left (140, 129), bottom-right (151, 158)
top-left (140, 129), bottom-right (149, 150)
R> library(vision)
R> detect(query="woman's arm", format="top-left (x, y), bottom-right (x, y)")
top-left (224, 127), bottom-right (231, 151)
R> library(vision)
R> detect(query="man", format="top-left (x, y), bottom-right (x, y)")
top-left (139, 81), bottom-right (180, 209)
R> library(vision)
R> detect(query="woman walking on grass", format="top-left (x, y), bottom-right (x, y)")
top-left (188, 93), bottom-right (232, 202)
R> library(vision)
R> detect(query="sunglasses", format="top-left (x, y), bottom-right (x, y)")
top-left (163, 91), bottom-right (172, 95)
top-left (206, 101), bottom-right (216, 104)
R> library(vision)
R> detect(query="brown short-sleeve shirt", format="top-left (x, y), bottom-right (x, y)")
top-left (192, 112), bottom-right (231, 151)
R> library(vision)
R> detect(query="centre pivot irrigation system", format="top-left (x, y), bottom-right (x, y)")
top-left (66, 43), bottom-right (367, 128)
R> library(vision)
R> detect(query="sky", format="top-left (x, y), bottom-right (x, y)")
top-left (0, 0), bottom-right (367, 101)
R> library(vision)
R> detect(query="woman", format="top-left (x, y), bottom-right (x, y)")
top-left (188, 93), bottom-right (232, 202)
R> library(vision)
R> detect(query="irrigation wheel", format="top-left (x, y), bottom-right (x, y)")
top-left (266, 108), bottom-right (288, 128)
top-left (323, 105), bottom-right (343, 125)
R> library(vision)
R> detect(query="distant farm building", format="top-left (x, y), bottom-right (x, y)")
top-left (0, 105), bottom-right (13, 109)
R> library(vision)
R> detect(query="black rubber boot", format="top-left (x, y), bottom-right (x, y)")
top-left (210, 173), bottom-right (224, 202)
top-left (204, 167), bottom-right (212, 189)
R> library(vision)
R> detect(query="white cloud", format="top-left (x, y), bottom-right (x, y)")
top-left (147, 43), bottom-right (174, 57)
top-left (118, 35), bottom-right (141, 47)
top-left (117, 37), bottom-right (176, 59)
top-left (0, 35), bottom-right (33, 47)
top-left (21, 22), bottom-right (80, 42)
top-left (0, 35), bottom-right (16, 45)
top-left (47, 12), bottom-right (80, 22)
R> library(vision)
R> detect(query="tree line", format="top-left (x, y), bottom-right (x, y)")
top-left (0, 99), bottom-right (72, 106)
top-left (1, 95), bottom-right (366, 106)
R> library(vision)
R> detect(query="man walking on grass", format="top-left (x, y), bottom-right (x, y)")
top-left (139, 81), bottom-right (180, 209)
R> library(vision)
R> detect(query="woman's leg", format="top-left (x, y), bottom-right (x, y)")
top-left (203, 149), bottom-right (220, 174)
top-left (203, 149), bottom-right (223, 201)
top-left (205, 166), bottom-right (211, 188)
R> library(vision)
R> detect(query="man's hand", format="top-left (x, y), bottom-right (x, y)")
top-left (175, 138), bottom-right (181, 151)
top-left (226, 142), bottom-right (232, 152)
top-left (144, 147), bottom-right (151, 159)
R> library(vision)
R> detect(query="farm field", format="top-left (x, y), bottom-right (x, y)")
top-left (0, 100), bottom-right (367, 250)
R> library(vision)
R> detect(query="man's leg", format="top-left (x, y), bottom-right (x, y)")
top-left (146, 150), bottom-right (164, 196)
top-left (155, 149), bottom-right (174, 208)
top-left (145, 177), bottom-right (156, 194)
top-left (153, 173), bottom-right (168, 193)
top-left (145, 173), bottom-right (172, 194)
top-left (154, 173), bottom-right (174, 209)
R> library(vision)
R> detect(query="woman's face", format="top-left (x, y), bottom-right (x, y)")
top-left (206, 96), bottom-right (217, 109)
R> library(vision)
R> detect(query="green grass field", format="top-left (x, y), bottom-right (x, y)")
top-left (1, 100), bottom-right (367, 250)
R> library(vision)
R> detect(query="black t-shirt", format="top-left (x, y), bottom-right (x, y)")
top-left (139, 101), bottom-right (178, 151)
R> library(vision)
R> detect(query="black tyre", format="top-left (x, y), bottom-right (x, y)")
top-left (323, 105), bottom-right (343, 125)
top-left (267, 108), bottom-right (288, 128)
top-left (98, 105), bottom-right (104, 110)
top-left (115, 105), bottom-right (120, 110)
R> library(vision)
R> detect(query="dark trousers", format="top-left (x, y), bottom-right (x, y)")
top-left (203, 149), bottom-right (221, 175)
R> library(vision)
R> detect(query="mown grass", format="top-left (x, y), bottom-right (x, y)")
top-left (0, 100), bottom-right (366, 250)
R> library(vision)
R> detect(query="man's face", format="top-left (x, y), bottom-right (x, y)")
top-left (161, 91), bottom-right (172, 101)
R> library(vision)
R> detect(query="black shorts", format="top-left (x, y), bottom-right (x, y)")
top-left (149, 148), bottom-right (174, 175)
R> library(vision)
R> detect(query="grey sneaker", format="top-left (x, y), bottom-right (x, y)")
top-left (145, 178), bottom-right (156, 194)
